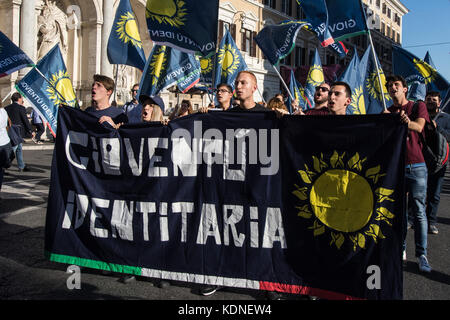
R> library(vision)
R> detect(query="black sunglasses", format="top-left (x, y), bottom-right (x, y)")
top-left (315, 86), bottom-right (329, 92)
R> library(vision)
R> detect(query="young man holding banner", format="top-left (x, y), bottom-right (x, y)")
top-left (384, 75), bottom-right (431, 273)
top-left (85, 74), bottom-right (128, 128)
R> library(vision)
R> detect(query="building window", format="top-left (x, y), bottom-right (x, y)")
top-left (382, 3), bottom-right (386, 14)
top-left (381, 21), bottom-right (385, 35)
top-left (397, 32), bottom-right (401, 43)
top-left (264, 0), bottom-right (277, 10)
top-left (218, 20), bottom-right (236, 42)
top-left (281, 0), bottom-right (292, 16)
top-left (387, 8), bottom-right (391, 19)
top-left (376, 0), bottom-right (381, 8)
top-left (295, 46), bottom-right (306, 67)
top-left (241, 28), bottom-right (257, 57)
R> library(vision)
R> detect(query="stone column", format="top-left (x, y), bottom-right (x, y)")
top-left (101, 0), bottom-right (113, 78)
top-left (19, 0), bottom-right (36, 76)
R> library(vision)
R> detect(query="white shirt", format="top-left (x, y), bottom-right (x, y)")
top-left (0, 108), bottom-right (11, 146)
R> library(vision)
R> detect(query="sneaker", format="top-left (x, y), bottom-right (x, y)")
top-left (36, 141), bottom-right (44, 145)
top-left (428, 225), bottom-right (439, 235)
top-left (417, 255), bottom-right (431, 273)
top-left (119, 275), bottom-right (136, 284)
top-left (266, 291), bottom-right (283, 300)
top-left (402, 250), bottom-right (407, 266)
top-left (157, 280), bottom-right (171, 289)
top-left (32, 137), bottom-right (37, 144)
top-left (200, 285), bottom-right (222, 296)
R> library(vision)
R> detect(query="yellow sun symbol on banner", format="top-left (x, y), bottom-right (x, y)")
top-left (413, 58), bottom-right (437, 84)
top-left (293, 151), bottom-right (395, 251)
top-left (146, 0), bottom-right (187, 28)
top-left (217, 44), bottom-right (241, 77)
top-left (366, 69), bottom-right (391, 102)
top-left (116, 12), bottom-right (143, 49)
top-left (46, 70), bottom-right (77, 107)
top-left (306, 65), bottom-right (324, 87)
top-left (349, 86), bottom-right (366, 115)
top-left (149, 46), bottom-right (167, 86)
top-left (200, 56), bottom-right (213, 75)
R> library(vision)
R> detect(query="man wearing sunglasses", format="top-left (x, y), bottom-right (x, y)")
top-left (304, 83), bottom-right (331, 115)
top-left (122, 83), bottom-right (142, 123)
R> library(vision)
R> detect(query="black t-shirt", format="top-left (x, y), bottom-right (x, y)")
top-left (85, 106), bottom-right (128, 125)
top-left (227, 103), bottom-right (268, 112)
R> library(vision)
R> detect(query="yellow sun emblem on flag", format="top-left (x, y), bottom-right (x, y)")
top-left (306, 64), bottom-right (324, 87)
top-left (200, 56), bottom-right (213, 75)
top-left (217, 44), bottom-right (241, 77)
top-left (46, 70), bottom-right (77, 107)
top-left (366, 69), bottom-right (391, 102)
top-left (293, 151), bottom-right (395, 251)
top-left (149, 46), bottom-right (167, 86)
top-left (115, 12), bottom-right (143, 49)
top-left (349, 86), bottom-right (366, 115)
top-left (146, 0), bottom-right (187, 28)
top-left (413, 58), bottom-right (437, 84)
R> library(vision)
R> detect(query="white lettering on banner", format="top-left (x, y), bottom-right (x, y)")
top-left (62, 191), bottom-right (287, 249)
top-left (328, 19), bottom-right (357, 33)
top-left (149, 30), bottom-right (215, 52)
top-left (64, 121), bottom-right (279, 178)
top-left (18, 81), bottom-right (57, 127)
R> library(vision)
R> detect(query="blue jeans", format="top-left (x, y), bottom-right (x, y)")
top-left (426, 164), bottom-right (447, 225)
top-left (404, 164), bottom-right (428, 257)
top-left (12, 143), bottom-right (25, 170)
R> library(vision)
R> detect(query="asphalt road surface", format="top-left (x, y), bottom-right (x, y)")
top-left (0, 145), bottom-right (449, 302)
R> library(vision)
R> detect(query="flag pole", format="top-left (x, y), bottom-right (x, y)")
top-left (1, 89), bottom-right (14, 103)
top-left (272, 65), bottom-right (295, 101)
top-left (113, 65), bottom-right (119, 103)
top-left (367, 30), bottom-right (387, 111)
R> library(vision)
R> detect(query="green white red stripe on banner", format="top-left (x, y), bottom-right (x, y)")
top-left (46, 251), bottom-right (361, 300)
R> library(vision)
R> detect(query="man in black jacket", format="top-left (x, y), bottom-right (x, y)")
top-left (5, 92), bottom-right (34, 172)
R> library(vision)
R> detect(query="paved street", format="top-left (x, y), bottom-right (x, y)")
top-left (0, 143), bottom-right (449, 301)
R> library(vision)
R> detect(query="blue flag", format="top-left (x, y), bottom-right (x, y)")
top-left (339, 47), bottom-right (366, 114)
top-left (139, 45), bottom-right (201, 97)
top-left (288, 70), bottom-right (309, 113)
top-left (423, 51), bottom-right (449, 103)
top-left (324, 0), bottom-right (368, 42)
top-left (15, 44), bottom-right (77, 135)
top-left (359, 45), bottom-right (391, 113)
top-left (107, 0), bottom-right (146, 70)
top-left (255, 20), bottom-right (312, 66)
top-left (295, 0), bottom-right (334, 46)
top-left (0, 31), bottom-right (33, 78)
top-left (214, 29), bottom-right (247, 90)
top-left (198, 55), bottom-right (214, 85)
top-left (304, 48), bottom-right (324, 109)
top-left (145, 0), bottom-right (218, 56)
top-left (391, 45), bottom-right (447, 102)
top-left (296, 0), bottom-right (368, 47)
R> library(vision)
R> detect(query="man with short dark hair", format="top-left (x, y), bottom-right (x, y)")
top-left (201, 83), bottom-right (234, 112)
top-left (85, 74), bottom-right (127, 128)
top-left (5, 92), bottom-right (35, 172)
top-left (123, 83), bottom-right (142, 123)
top-left (424, 91), bottom-right (450, 235)
top-left (328, 81), bottom-right (352, 115)
top-left (384, 75), bottom-right (431, 273)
